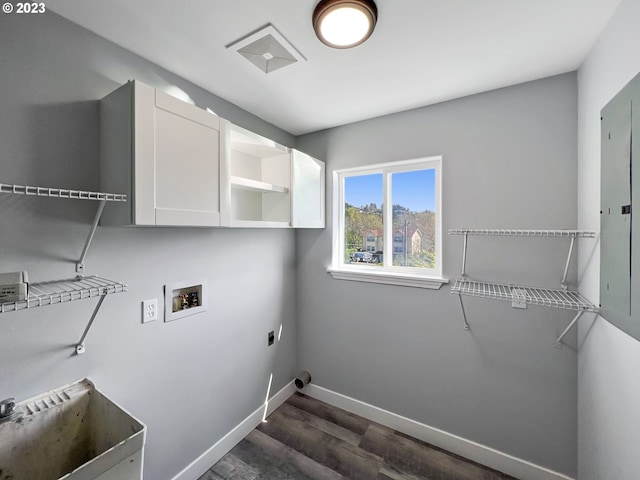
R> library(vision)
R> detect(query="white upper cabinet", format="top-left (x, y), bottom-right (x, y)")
top-left (220, 120), bottom-right (325, 229)
top-left (291, 150), bottom-right (325, 228)
top-left (100, 81), bottom-right (221, 227)
top-left (100, 80), bottom-right (324, 229)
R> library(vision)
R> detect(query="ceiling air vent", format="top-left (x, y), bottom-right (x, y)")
top-left (227, 24), bottom-right (306, 74)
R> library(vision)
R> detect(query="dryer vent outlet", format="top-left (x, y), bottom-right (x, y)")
top-left (295, 371), bottom-right (311, 389)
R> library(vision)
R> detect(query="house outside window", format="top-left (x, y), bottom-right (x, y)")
top-left (330, 156), bottom-right (444, 289)
top-left (363, 230), bottom-right (383, 252)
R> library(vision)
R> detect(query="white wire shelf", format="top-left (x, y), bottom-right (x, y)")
top-left (0, 183), bottom-right (127, 202)
top-left (451, 279), bottom-right (598, 312)
top-left (448, 229), bottom-right (596, 238)
top-left (0, 276), bottom-right (127, 313)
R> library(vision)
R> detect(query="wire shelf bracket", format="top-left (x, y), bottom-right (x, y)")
top-left (1, 182), bottom-right (129, 353)
top-left (1, 182), bottom-right (127, 272)
top-left (457, 294), bottom-right (470, 331)
top-left (556, 311), bottom-right (580, 349)
top-left (0, 275), bottom-right (127, 354)
top-left (449, 229), bottom-right (596, 283)
top-left (75, 294), bottom-right (107, 355)
top-left (76, 200), bottom-right (106, 273)
top-left (448, 228), bottom-right (599, 344)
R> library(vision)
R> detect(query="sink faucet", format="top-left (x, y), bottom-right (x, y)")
top-left (0, 398), bottom-right (16, 422)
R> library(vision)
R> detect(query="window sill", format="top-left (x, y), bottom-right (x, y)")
top-left (327, 267), bottom-right (448, 289)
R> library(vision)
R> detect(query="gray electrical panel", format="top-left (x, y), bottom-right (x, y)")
top-left (600, 71), bottom-right (640, 341)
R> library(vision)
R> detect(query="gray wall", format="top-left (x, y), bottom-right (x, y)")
top-left (296, 73), bottom-right (579, 476)
top-left (577, 0), bottom-right (640, 478)
top-left (2, 7), bottom-right (609, 480)
top-left (0, 12), bottom-right (297, 480)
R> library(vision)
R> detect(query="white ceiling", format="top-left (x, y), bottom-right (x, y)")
top-left (47, 0), bottom-right (622, 136)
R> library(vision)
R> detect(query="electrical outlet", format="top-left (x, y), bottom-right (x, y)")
top-left (142, 299), bottom-right (158, 323)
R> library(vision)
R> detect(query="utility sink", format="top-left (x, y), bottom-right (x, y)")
top-left (0, 379), bottom-right (146, 480)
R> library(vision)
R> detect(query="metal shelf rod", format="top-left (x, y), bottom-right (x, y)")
top-left (458, 294), bottom-right (470, 330)
top-left (461, 233), bottom-right (468, 277)
top-left (75, 295), bottom-right (107, 355)
top-left (560, 237), bottom-right (576, 290)
top-left (77, 200), bottom-right (106, 273)
top-left (556, 311), bottom-right (583, 348)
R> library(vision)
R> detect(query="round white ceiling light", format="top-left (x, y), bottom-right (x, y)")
top-left (313, 0), bottom-right (378, 49)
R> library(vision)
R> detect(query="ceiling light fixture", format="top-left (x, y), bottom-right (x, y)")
top-left (313, 0), bottom-right (377, 49)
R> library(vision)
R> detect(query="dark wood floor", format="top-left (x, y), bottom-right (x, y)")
top-left (199, 393), bottom-right (518, 480)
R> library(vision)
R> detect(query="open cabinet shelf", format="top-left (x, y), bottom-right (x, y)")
top-left (230, 176), bottom-right (289, 194)
top-left (221, 120), bottom-right (293, 227)
top-left (219, 117), bottom-right (325, 229)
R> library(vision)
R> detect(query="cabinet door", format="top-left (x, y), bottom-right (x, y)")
top-left (291, 150), bottom-right (325, 228)
top-left (154, 90), bottom-right (220, 226)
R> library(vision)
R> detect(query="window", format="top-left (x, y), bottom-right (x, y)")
top-left (330, 156), bottom-right (445, 289)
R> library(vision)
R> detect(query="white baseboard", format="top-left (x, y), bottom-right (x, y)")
top-left (171, 379), bottom-right (297, 480)
top-left (302, 384), bottom-right (574, 480)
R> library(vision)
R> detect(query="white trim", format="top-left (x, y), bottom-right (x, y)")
top-left (337, 156), bottom-right (441, 174)
top-left (332, 156), bottom-right (443, 281)
top-left (171, 380), bottom-right (296, 480)
top-left (327, 267), bottom-right (447, 289)
top-left (302, 384), bottom-right (574, 480)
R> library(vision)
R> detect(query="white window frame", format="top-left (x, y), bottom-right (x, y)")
top-left (328, 156), bottom-right (447, 289)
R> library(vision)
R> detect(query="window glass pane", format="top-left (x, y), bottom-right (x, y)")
top-left (391, 169), bottom-right (436, 268)
top-left (344, 174), bottom-right (383, 266)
